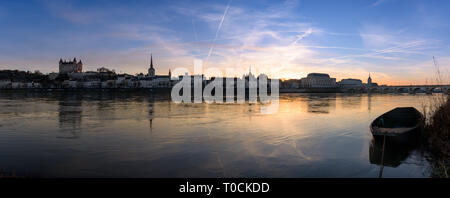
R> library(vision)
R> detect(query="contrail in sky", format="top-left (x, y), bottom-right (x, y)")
top-left (206, 0), bottom-right (232, 63)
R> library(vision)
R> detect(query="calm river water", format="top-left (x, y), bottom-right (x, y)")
top-left (0, 92), bottom-right (437, 177)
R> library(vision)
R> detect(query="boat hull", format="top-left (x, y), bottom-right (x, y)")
top-left (371, 127), bottom-right (420, 144)
top-left (370, 107), bottom-right (423, 143)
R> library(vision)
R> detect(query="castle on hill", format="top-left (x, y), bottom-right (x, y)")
top-left (59, 58), bottom-right (83, 74)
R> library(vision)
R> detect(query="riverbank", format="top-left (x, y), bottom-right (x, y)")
top-left (0, 87), bottom-right (173, 93)
top-left (424, 96), bottom-right (450, 178)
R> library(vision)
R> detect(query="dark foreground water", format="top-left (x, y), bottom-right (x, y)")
top-left (0, 91), bottom-right (437, 177)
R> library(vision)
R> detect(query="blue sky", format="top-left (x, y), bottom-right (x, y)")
top-left (0, 0), bottom-right (449, 84)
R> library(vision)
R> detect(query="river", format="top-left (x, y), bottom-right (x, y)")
top-left (0, 91), bottom-right (437, 177)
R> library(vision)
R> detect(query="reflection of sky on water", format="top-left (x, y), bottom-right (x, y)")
top-left (0, 92), bottom-right (435, 177)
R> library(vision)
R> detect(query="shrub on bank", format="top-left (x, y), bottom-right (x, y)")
top-left (425, 96), bottom-right (450, 178)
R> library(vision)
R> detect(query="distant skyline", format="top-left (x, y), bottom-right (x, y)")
top-left (0, 0), bottom-right (449, 85)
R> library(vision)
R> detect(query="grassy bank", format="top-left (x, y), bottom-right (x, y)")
top-left (424, 95), bottom-right (450, 178)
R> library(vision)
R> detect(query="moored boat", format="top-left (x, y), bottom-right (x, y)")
top-left (370, 107), bottom-right (424, 141)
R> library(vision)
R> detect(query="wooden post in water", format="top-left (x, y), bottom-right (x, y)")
top-left (378, 135), bottom-right (386, 178)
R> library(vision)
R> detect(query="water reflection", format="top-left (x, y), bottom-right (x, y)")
top-left (369, 137), bottom-right (416, 168)
top-left (306, 94), bottom-right (336, 114)
top-left (148, 96), bottom-right (155, 133)
top-left (58, 95), bottom-right (83, 139)
top-left (340, 94), bottom-right (363, 109)
top-left (148, 100), bottom-right (155, 132)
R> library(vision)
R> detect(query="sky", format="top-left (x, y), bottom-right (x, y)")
top-left (0, 0), bottom-right (449, 85)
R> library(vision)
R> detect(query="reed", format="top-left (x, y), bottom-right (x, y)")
top-left (423, 95), bottom-right (450, 177)
top-left (422, 57), bottom-right (450, 177)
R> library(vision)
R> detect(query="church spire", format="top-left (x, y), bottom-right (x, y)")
top-left (368, 73), bottom-right (372, 86)
top-left (150, 53), bottom-right (154, 69)
top-left (148, 52), bottom-right (156, 77)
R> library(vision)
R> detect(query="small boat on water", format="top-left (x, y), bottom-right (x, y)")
top-left (370, 107), bottom-right (424, 177)
top-left (370, 107), bottom-right (424, 140)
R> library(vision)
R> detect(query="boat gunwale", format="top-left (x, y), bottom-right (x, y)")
top-left (370, 107), bottom-right (423, 137)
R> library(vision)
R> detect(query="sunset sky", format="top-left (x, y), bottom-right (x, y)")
top-left (0, 0), bottom-right (449, 85)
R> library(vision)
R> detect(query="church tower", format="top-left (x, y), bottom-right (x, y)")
top-left (148, 53), bottom-right (155, 77)
top-left (368, 73), bottom-right (372, 87)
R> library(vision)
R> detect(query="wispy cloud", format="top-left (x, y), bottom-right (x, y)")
top-left (370, 0), bottom-right (387, 7)
top-left (42, 0), bottom-right (106, 24)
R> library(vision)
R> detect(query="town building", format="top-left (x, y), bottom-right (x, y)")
top-left (0, 79), bottom-right (11, 89)
top-left (365, 73), bottom-right (378, 87)
top-left (281, 79), bottom-right (301, 89)
top-left (338, 78), bottom-right (363, 88)
top-left (97, 67), bottom-right (115, 73)
top-left (59, 58), bottom-right (83, 74)
top-left (300, 73), bottom-right (337, 88)
top-left (146, 53), bottom-right (172, 87)
top-left (48, 72), bottom-right (59, 80)
top-left (242, 68), bottom-right (258, 89)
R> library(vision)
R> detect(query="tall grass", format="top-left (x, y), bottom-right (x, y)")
top-left (424, 95), bottom-right (450, 178)
top-left (421, 57), bottom-right (450, 178)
